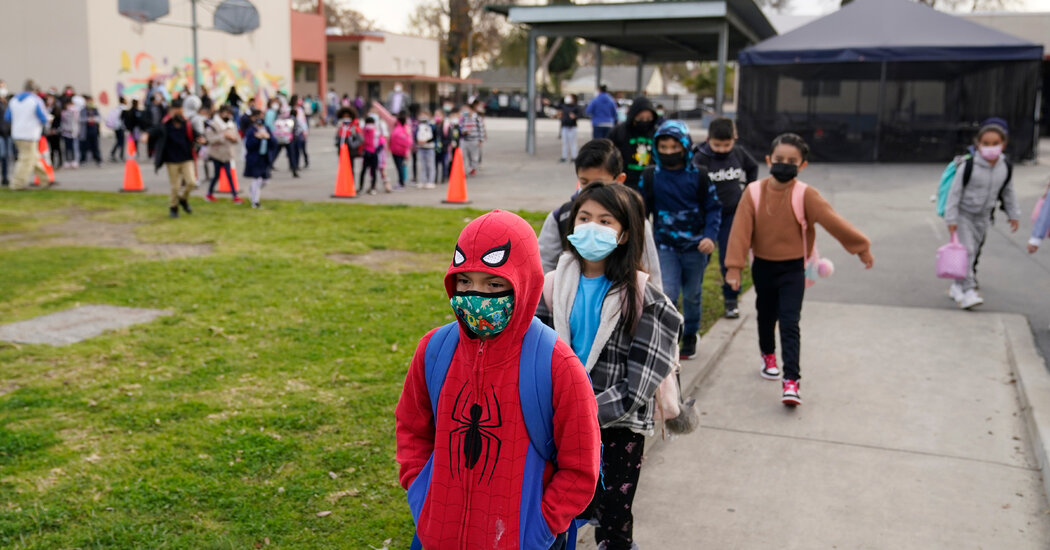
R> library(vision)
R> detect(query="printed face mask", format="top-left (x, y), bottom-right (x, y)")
top-left (658, 152), bottom-right (686, 168)
top-left (450, 291), bottom-right (515, 338)
top-left (770, 162), bottom-right (798, 183)
top-left (567, 222), bottom-right (620, 262)
top-left (979, 145), bottom-right (1003, 162)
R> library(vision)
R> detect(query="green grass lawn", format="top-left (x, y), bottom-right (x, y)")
top-left (0, 191), bottom-right (748, 549)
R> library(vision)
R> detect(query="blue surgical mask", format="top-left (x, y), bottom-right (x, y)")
top-left (567, 222), bottom-right (621, 261)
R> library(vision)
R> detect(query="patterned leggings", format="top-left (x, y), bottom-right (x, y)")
top-left (595, 427), bottom-right (645, 550)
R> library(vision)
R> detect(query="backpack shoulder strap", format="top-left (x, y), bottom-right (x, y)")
top-left (792, 182), bottom-right (810, 259)
top-left (790, 182), bottom-right (809, 231)
top-left (962, 155), bottom-right (974, 187)
top-left (518, 317), bottom-right (559, 463)
top-left (423, 322), bottom-right (461, 419)
top-left (748, 180), bottom-right (762, 212)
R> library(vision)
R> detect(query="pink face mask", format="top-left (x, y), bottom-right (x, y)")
top-left (979, 145), bottom-right (1003, 161)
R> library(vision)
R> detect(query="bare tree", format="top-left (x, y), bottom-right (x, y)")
top-left (408, 0), bottom-right (516, 78)
top-left (323, 2), bottom-right (377, 34)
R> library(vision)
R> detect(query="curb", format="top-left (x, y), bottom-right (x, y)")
top-left (1002, 314), bottom-right (1050, 501)
top-left (575, 289), bottom-right (754, 547)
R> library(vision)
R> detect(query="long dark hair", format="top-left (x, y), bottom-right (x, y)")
top-left (565, 182), bottom-right (647, 332)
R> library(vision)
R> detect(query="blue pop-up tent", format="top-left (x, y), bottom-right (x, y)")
top-left (736, 0), bottom-right (1043, 162)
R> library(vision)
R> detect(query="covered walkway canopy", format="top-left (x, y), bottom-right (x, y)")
top-left (487, 1), bottom-right (777, 154)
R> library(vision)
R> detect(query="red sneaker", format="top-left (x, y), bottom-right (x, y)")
top-left (232, 197), bottom-right (244, 204)
top-left (469, 169), bottom-right (477, 176)
top-left (782, 379), bottom-right (801, 406)
top-left (205, 194), bottom-right (218, 202)
top-left (760, 354), bottom-right (781, 380)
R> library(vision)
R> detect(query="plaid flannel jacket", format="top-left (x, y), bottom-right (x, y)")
top-left (536, 281), bottom-right (681, 435)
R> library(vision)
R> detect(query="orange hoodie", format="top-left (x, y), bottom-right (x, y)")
top-left (725, 178), bottom-right (870, 282)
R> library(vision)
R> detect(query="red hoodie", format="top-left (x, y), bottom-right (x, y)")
top-left (396, 210), bottom-right (601, 549)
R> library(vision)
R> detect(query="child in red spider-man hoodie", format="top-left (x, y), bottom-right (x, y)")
top-left (396, 210), bottom-right (602, 550)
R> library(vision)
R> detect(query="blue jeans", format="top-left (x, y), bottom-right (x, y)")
top-left (593, 125), bottom-right (612, 140)
top-left (717, 209), bottom-right (739, 303)
top-left (659, 247), bottom-right (709, 336)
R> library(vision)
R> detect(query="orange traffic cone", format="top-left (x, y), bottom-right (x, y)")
top-left (217, 163), bottom-right (240, 193)
top-left (443, 148), bottom-right (470, 204)
top-left (331, 143), bottom-right (357, 199)
top-left (120, 136), bottom-right (145, 193)
top-left (38, 137), bottom-right (55, 184)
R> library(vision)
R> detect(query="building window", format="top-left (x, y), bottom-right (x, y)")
top-left (327, 55), bottom-right (335, 82)
top-left (295, 61), bottom-right (320, 82)
top-left (291, 0), bottom-right (319, 14)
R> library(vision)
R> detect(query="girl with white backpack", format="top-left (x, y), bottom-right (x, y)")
top-left (535, 182), bottom-right (682, 550)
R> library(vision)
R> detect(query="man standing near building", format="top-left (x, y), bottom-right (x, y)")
top-left (585, 84), bottom-right (618, 139)
top-left (388, 82), bottom-right (407, 116)
top-left (4, 80), bottom-right (50, 191)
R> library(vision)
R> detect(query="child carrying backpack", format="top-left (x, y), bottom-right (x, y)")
top-left (725, 133), bottom-right (873, 406)
top-left (396, 210), bottom-right (601, 550)
top-left (537, 182), bottom-right (682, 550)
top-left (333, 107), bottom-right (362, 158)
top-left (942, 118), bottom-right (1020, 309)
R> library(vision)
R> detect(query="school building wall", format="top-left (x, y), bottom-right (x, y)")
top-left (0, 0), bottom-right (92, 94)
top-left (0, 0), bottom-right (292, 110)
top-left (358, 34), bottom-right (440, 77)
top-left (85, 0), bottom-right (292, 109)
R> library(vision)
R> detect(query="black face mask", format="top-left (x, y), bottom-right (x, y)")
top-left (770, 162), bottom-right (798, 183)
top-left (711, 151), bottom-right (731, 161)
top-left (633, 119), bottom-right (654, 133)
top-left (659, 152), bottom-right (686, 168)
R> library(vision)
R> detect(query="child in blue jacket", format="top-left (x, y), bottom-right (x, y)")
top-left (640, 120), bottom-right (721, 360)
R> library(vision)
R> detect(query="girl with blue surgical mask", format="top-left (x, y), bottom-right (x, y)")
top-left (536, 182), bottom-right (682, 550)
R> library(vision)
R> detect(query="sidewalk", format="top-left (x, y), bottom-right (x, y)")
top-left (577, 298), bottom-right (1050, 549)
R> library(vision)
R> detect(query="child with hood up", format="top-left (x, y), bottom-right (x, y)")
top-left (396, 210), bottom-right (601, 550)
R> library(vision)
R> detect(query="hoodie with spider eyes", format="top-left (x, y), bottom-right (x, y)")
top-left (396, 210), bottom-right (602, 550)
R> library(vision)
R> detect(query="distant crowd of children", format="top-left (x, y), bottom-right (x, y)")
top-left (334, 99), bottom-right (487, 194)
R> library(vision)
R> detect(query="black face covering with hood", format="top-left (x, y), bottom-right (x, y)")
top-left (607, 96), bottom-right (661, 190)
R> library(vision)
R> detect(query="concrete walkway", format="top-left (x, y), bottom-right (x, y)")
top-left (577, 298), bottom-right (1050, 549)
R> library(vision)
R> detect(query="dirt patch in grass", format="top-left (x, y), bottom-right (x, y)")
top-left (327, 250), bottom-right (450, 273)
top-left (0, 208), bottom-right (212, 259)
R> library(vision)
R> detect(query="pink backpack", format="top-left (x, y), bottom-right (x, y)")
top-left (748, 180), bottom-right (833, 288)
top-left (389, 123), bottom-right (413, 157)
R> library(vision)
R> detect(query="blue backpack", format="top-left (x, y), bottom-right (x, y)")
top-left (410, 318), bottom-right (590, 550)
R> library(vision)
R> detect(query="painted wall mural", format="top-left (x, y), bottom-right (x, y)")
top-left (109, 49), bottom-right (287, 106)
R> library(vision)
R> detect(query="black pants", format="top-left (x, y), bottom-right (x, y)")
top-left (594, 427), bottom-right (645, 550)
top-left (208, 159), bottom-right (237, 197)
top-left (435, 149), bottom-right (447, 183)
top-left (411, 149), bottom-right (418, 182)
top-left (295, 135), bottom-right (308, 168)
top-left (80, 132), bottom-right (101, 164)
top-left (110, 129), bottom-right (125, 161)
top-left (359, 151), bottom-right (378, 190)
top-left (393, 154), bottom-right (406, 186)
top-left (272, 143), bottom-right (299, 175)
top-left (752, 257), bottom-right (805, 381)
top-left (47, 135), bottom-right (62, 168)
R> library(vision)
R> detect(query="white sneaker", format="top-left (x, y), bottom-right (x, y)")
top-left (959, 289), bottom-right (983, 310)
top-left (948, 283), bottom-right (964, 303)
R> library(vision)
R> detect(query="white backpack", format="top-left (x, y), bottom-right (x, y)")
top-left (416, 123), bottom-right (433, 145)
